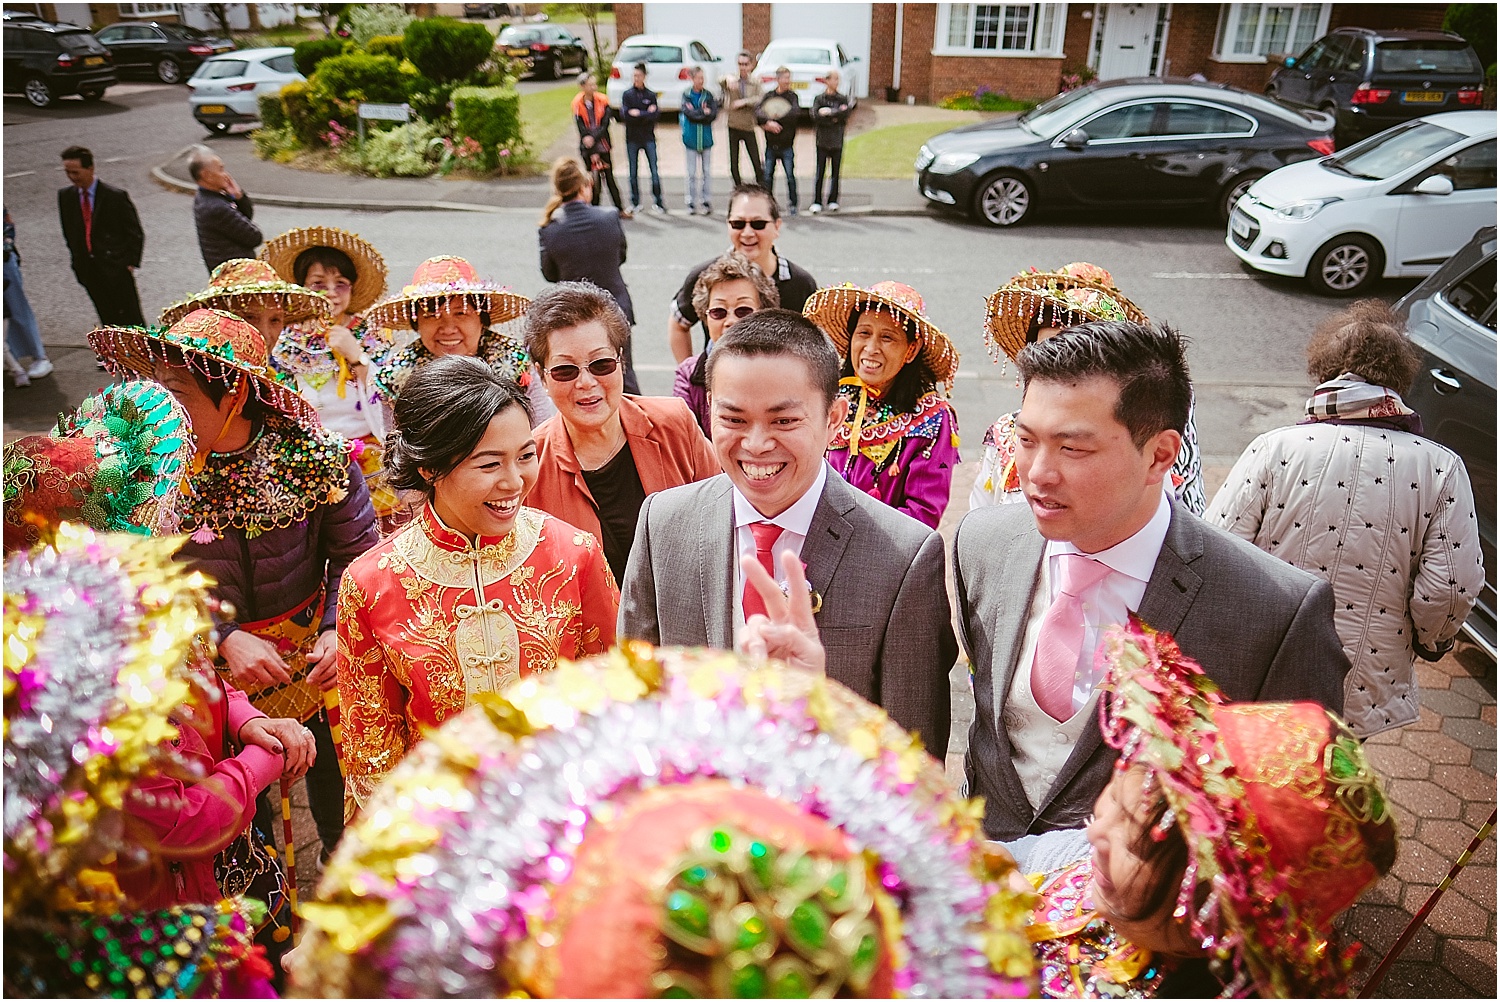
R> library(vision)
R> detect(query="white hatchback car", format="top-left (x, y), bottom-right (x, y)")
top-left (754, 38), bottom-right (861, 111)
top-left (1228, 110), bottom-right (1497, 295)
top-left (606, 34), bottom-right (726, 112)
top-left (188, 47), bottom-right (303, 136)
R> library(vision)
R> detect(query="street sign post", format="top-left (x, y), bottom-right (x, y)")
top-left (357, 103), bottom-right (413, 144)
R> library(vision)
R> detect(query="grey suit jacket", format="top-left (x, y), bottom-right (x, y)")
top-left (954, 499), bottom-right (1349, 840)
top-left (620, 472), bottom-right (958, 752)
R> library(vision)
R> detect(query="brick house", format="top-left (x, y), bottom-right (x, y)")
top-left (614, 3), bottom-right (1452, 104)
top-left (15, 3), bottom-right (297, 31)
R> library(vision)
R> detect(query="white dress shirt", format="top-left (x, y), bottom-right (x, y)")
top-left (731, 463), bottom-right (827, 639)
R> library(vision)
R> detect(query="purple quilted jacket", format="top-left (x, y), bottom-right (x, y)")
top-left (176, 459), bottom-right (379, 638)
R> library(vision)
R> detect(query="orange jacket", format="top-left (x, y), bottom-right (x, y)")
top-left (530, 395), bottom-right (719, 540)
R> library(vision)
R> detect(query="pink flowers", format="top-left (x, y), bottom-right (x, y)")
top-left (321, 120), bottom-right (356, 149)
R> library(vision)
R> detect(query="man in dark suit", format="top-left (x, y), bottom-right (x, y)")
top-left (620, 310), bottom-right (958, 753)
top-left (955, 321), bottom-right (1350, 841)
top-left (538, 168), bottom-right (639, 393)
top-left (57, 146), bottom-right (145, 327)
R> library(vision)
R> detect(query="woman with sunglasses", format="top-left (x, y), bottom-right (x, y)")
top-left (673, 251), bottom-right (778, 436)
top-left (526, 282), bottom-right (718, 582)
top-left (337, 354), bottom-right (618, 815)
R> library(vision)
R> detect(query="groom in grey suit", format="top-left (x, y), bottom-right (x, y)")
top-left (620, 310), bottom-right (957, 753)
top-left (958, 321), bottom-right (1349, 841)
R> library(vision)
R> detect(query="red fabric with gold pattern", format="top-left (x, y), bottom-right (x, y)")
top-left (412, 255), bottom-right (477, 285)
top-left (2, 438), bottom-right (98, 553)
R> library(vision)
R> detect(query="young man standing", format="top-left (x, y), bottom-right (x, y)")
top-left (665, 184), bottom-right (818, 362)
top-left (620, 310), bottom-right (957, 754)
top-left (619, 63), bottom-right (665, 214)
top-left (757, 67), bottom-right (801, 215)
top-left (56, 145), bottom-right (145, 328)
top-left (810, 70), bottom-right (852, 214)
top-left (721, 51), bottom-right (764, 186)
top-left (679, 65), bottom-right (718, 216)
top-left (572, 72), bottom-right (629, 217)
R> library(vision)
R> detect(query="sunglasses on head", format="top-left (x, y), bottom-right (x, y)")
top-left (728, 219), bottom-right (771, 230)
top-left (546, 354), bottom-right (621, 382)
top-left (707, 305), bottom-right (757, 321)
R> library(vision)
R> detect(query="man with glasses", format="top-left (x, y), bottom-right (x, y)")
top-left (721, 51), bottom-right (765, 187)
top-left (666, 184), bottom-right (817, 363)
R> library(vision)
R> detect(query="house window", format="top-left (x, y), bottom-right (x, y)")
top-left (1214, 4), bottom-right (1328, 62)
top-left (118, 2), bottom-right (177, 16)
top-left (937, 3), bottom-right (1065, 56)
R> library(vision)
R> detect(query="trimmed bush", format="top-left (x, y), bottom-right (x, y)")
top-left (251, 124), bottom-right (301, 163)
top-left (407, 76), bottom-right (457, 123)
top-left (257, 89), bottom-right (286, 130)
top-left (293, 36), bottom-right (345, 77)
top-left (366, 34), bottom-right (404, 61)
top-left (346, 3), bottom-right (413, 46)
top-left (279, 78), bottom-right (336, 145)
top-left (345, 121), bottom-right (442, 177)
top-left (403, 17), bottom-right (494, 83)
top-left (451, 84), bottom-right (522, 170)
top-left (313, 52), bottom-right (409, 106)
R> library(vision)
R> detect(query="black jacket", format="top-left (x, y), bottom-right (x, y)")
top-left (619, 85), bottom-right (660, 145)
top-left (812, 91), bottom-right (853, 149)
top-left (57, 180), bottom-right (144, 272)
top-left (538, 199), bottom-right (633, 324)
top-left (756, 89), bottom-right (801, 149)
top-left (193, 187), bottom-right (261, 273)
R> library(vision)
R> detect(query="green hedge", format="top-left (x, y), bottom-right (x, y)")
top-left (366, 34), bottom-right (405, 61)
top-left (313, 52), bottom-right (409, 106)
top-left (451, 85), bottom-right (521, 170)
top-left (293, 36), bottom-right (345, 77)
top-left (279, 78), bottom-right (338, 145)
top-left (257, 89), bottom-right (286, 130)
top-left (403, 17), bottom-right (494, 83)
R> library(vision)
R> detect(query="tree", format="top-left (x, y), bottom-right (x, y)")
top-left (577, 4), bottom-right (613, 86)
top-left (312, 5), bottom-right (351, 35)
top-left (204, 3), bottom-right (234, 39)
top-left (1443, 4), bottom-right (1496, 70)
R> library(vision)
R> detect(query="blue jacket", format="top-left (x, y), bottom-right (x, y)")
top-left (679, 87), bottom-right (717, 151)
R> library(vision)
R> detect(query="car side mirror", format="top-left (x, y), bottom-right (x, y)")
top-left (1284, 56), bottom-right (1297, 68)
top-left (1414, 174), bottom-right (1455, 196)
top-left (1062, 128), bottom-right (1088, 149)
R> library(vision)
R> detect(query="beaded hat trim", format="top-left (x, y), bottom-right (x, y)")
top-left (361, 255), bottom-right (530, 334)
top-left (803, 281), bottom-right (960, 389)
top-left (260, 225), bottom-right (390, 315)
top-left (983, 263), bottom-right (1149, 364)
top-left (158, 258), bottom-right (332, 328)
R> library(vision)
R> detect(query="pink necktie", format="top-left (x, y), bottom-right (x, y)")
top-left (1030, 553), bottom-right (1114, 722)
top-left (741, 521), bottom-right (783, 622)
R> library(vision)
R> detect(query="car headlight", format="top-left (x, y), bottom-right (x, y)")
top-left (1274, 197), bottom-right (1342, 221)
top-left (928, 151), bottom-right (981, 175)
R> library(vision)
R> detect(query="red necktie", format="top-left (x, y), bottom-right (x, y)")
top-left (1030, 553), bottom-right (1113, 721)
top-left (741, 521), bottom-right (783, 622)
top-left (79, 188), bottom-right (93, 253)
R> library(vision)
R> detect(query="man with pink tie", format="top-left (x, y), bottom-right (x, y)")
top-left (953, 319), bottom-right (1349, 841)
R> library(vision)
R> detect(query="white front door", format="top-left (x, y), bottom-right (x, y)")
top-left (1096, 3), bottom-right (1160, 81)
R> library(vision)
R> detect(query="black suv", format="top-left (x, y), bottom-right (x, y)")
top-left (1268, 28), bottom-right (1484, 147)
top-left (2, 13), bottom-right (115, 107)
top-left (93, 21), bottom-right (234, 84)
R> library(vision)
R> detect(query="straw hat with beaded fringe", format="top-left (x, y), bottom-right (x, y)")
top-left (362, 256), bottom-right (530, 334)
top-left (983, 262), bottom-right (1148, 365)
top-left (158, 258), bottom-right (332, 329)
top-left (260, 226), bottom-right (390, 316)
top-left (802, 281), bottom-right (960, 392)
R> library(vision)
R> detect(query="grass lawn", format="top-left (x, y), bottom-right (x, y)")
top-left (520, 84), bottom-right (577, 165)
top-left (842, 120), bottom-right (962, 180)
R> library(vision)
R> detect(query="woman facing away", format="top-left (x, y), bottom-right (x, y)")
top-left (336, 355), bottom-right (618, 816)
top-left (1206, 299), bottom-right (1484, 736)
top-left (672, 251), bottom-right (779, 436)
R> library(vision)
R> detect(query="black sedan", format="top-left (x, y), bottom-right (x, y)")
top-left (93, 21), bottom-right (233, 84)
top-left (915, 79), bottom-right (1336, 227)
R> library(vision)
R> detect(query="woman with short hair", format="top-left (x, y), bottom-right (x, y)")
top-left (337, 354), bottom-right (618, 814)
top-left (673, 252), bottom-right (778, 436)
top-left (1207, 299), bottom-right (1485, 737)
top-left (525, 282), bottom-right (718, 582)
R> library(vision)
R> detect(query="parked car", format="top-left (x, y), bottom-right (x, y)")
top-left (2, 14), bottom-right (115, 107)
top-left (94, 20), bottom-right (233, 84)
top-left (1267, 28), bottom-right (1484, 148)
top-left (1228, 111), bottom-right (1496, 295)
top-left (497, 24), bottom-right (587, 80)
top-left (606, 34), bottom-right (726, 112)
top-left (753, 37), bottom-right (861, 111)
top-left (914, 79), bottom-right (1334, 227)
top-left (187, 47), bottom-right (302, 135)
top-left (1395, 226), bottom-right (1496, 658)
top-left (463, 3), bottom-right (514, 17)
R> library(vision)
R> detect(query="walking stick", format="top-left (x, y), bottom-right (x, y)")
top-left (280, 775), bottom-right (299, 944)
top-left (1358, 808), bottom-right (1496, 998)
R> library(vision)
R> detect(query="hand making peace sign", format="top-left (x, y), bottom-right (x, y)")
top-left (737, 550), bottom-right (826, 676)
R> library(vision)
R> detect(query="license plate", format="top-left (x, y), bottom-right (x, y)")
top-left (1230, 212), bottom-right (1252, 238)
top-left (198, 104), bottom-right (227, 114)
top-left (1403, 90), bottom-right (1444, 103)
top-left (84, 56), bottom-right (105, 66)
top-left (791, 80), bottom-right (809, 89)
top-left (508, 48), bottom-right (529, 57)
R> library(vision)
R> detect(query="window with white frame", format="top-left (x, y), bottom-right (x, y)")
top-left (937, 3), bottom-right (1066, 57)
top-left (1214, 4), bottom-right (1329, 62)
top-left (118, 2), bottom-right (178, 17)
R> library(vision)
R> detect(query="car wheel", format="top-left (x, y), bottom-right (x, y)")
top-left (23, 76), bottom-right (54, 107)
top-left (203, 121), bottom-right (231, 135)
top-left (156, 58), bottom-right (182, 84)
top-left (79, 87), bottom-right (106, 101)
top-left (973, 172), bottom-right (1034, 227)
top-left (1218, 172), bottom-right (1263, 223)
top-left (1307, 234), bottom-right (1383, 296)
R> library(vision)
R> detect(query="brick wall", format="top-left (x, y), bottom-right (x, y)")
top-left (1206, 58), bottom-right (1276, 91)
top-left (743, 3), bottom-right (771, 58)
top-left (899, 1), bottom-right (936, 104)
top-left (1060, 3), bottom-right (1095, 71)
top-left (1162, 2), bottom-right (1219, 78)
top-left (869, 3), bottom-right (896, 96)
top-left (1329, 4), bottom-right (1449, 32)
top-left (615, 3), bottom-right (644, 42)
top-left (930, 55), bottom-right (1065, 102)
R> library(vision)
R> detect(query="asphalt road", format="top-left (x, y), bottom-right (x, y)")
top-left (3, 83), bottom-right (1422, 466)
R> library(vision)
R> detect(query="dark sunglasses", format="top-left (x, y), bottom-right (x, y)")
top-left (728, 219), bottom-right (772, 230)
top-left (707, 305), bottom-right (757, 321)
top-left (546, 355), bottom-right (621, 382)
